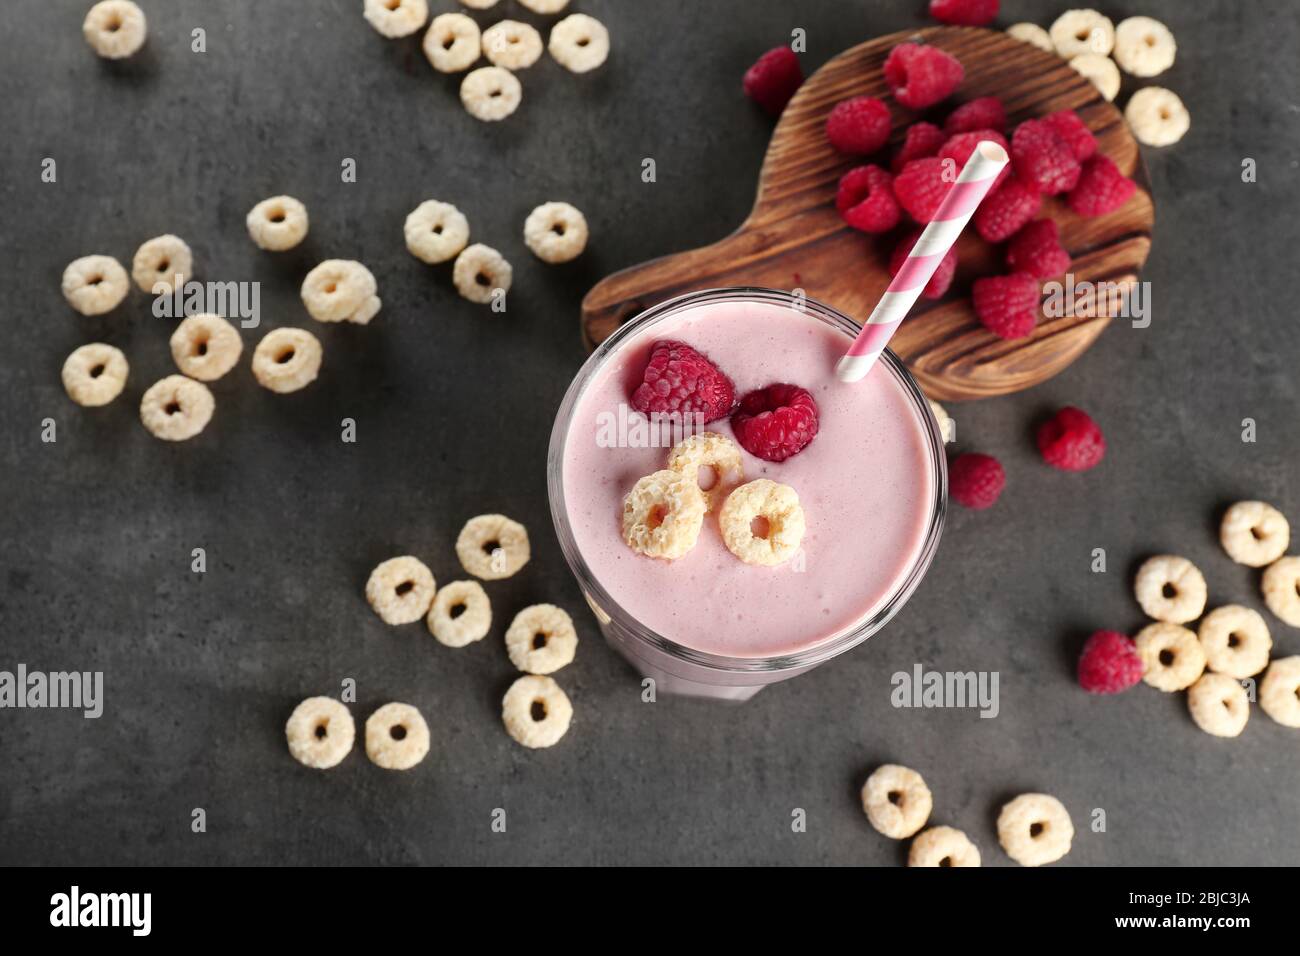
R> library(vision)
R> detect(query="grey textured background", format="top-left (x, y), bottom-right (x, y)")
top-left (1, 0), bottom-right (1297, 866)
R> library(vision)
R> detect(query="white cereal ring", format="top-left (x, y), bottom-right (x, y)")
top-left (1134, 554), bottom-right (1207, 624)
top-left (997, 793), bottom-right (1074, 867)
top-left (908, 826), bottom-right (981, 867)
top-left (718, 478), bottom-right (805, 567)
top-left (460, 66), bottom-right (522, 121)
top-left (404, 200), bottom-right (470, 264)
top-left (83, 1), bottom-right (146, 60)
top-left (548, 13), bottom-right (609, 73)
top-left (365, 702), bottom-right (430, 770)
top-left (1135, 622), bottom-right (1205, 691)
top-left (62, 343), bottom-right (128, 407)
top-left (246, 195), bottom-right (309, 251)
top-left (301, 259), bottom-right (378, 323)
top-left (520, 0), bottom-right (569, 12)
top-left (1262, 556), bottom-right (1300, 627)
top-left (523, 201), bottom-right (589, 264)
top-left (363, 0), bottom-right (428, 39)
top-left (131, 234), bottom-right (192, 294)
top-left (505, 604), bottom-right (578, 675)
top-left (1006, 23), bottom-right (1053, 53)
top-left (169, 313), bottom-right (243, 382)
top-left (365, 556), bottom-right (436, 625)
top-left (1112, 16), bottom-right (1176, 77)
top-left (861, 764), bottom-right (932, 839)
top-left (502, 675), bottom-right (572, 749)
top-left (62, 255), bottom-right (129, 316)
top-left (1197, 605), bottom-right (1272, 679)
top-left (1125, 87), bottom-right (1190, 147)
top-left (622, 469), bottom-right (707, 561)
top-left (426, 580), bottom-right (492, 647)
top-left (139, 375), bottom-right (214, 442)
top-left (666, 431), bottom-right (744, 513)
top-left (452, 243), bottom-right (512, 304)
top-left (423, 13), bottom-right (480, 73)
top-left (285, 697), bottom-right (355, 769)
top-left (1187, 673), bottom-right (1250, 738)
top-left (483, 20), bottom-right (543, 70)
top-left (1220, 501), bottom-right (1290, 567)
top-left (928, 399), bottom-right (955, 443)
top-left (458, 0), bottom-right (499, 8)
top-left (1068, 53), bottom-right (1121, 102)
top-left (1259, 656), bottom-right (1300, 728)
top-left (252, 327), bottom-right (322, 394)
top-left (456, 513), bottom-right (530, 580)
top-left (1049, 9), bottom-right (1114, 58)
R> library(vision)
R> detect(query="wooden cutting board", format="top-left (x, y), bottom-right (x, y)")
top-left (580, 26), bottom-right (1154, 401)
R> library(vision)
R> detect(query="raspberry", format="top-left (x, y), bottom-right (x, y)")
top-left (893, 157), bottom-right (953, 223)
top-left (944, 96), bottom-right (1006, 135)
top-left (730, 383), bottom-right (820, 463)
top-left (929, 0), bottom-right (999, 27)
top-left (1042, 109), bottom-right (1097, 162)
top-left (949, 453), bottom-right (1004, 509)
top-left (1005, 218), bottom-right (1070, 278)
top-left (1067, 155), bottom-right (1137, 217)
top-left (835, 165), bottom-right (901, 233)
top-left (973, 176), bottom-right (1041, 242)
top-left (1010, 119), bottom-right (1081, 194)
top-left (630, 340), bottom-right (736, 424)
top-left (938, 128), bottom-right (1009, 167)
top-left (891, 121), bottom-right (946, 172)
top-left (1077, 631), bottom-right (1143, 694)
top-left (972, 272), bottom-right (1040, 339)
top-left (826, 96), bottom-right (892, 154)
top-left (889, 229), bottom-right (957, 299)
top-left (883, 42), bottom-right (964, 111)
top-left (1036, 406), bottom-right (1106, 471)
top-left (743, 46), bottom-right (803, 117)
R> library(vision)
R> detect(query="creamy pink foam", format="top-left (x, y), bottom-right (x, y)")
top-left (561, 299), bottom-right (935, 658)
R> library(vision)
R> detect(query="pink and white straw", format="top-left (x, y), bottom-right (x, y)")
top-left (836, 141), bottom-right (1010, 383)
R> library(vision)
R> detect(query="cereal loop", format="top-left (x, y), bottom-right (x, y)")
top-left (1049, 9), bottom-right (1114, 58)
top-left (452, 244), bottom-right (513, 304)
top-left (523, 201), bottom-right (589, 264)
top-left (426, 580), bottom-right (492, 648)
top-left (1259, 656), bottom-right (1300, 728)
top-left (456, 514), bottom-right (530, 580)
top-left (458, 0), bottom-right (499, 8)
top-left (861, 764), bottom-right (932, 839)
top-left (1135, 622), bottom-right (1205, 691)
top-left (246, 195), bottom-right (309, 251)
top-left (423, 13), bottom-right (480, 73)
top-left (505, 604), bottom-right (578, 675)
top-left (502, 675), bottom-right (572, 749)
top-left (1125, 87), bottom-right (1190, 147)
top-left (548, 13), bottom-right (609, 73)
top-left (1112, 16), bottom-right (1176, 77)
top-left (1069, 53), bottom-right (1120, 102)
top-left (285, 697), bottom-right (355, 769)
top-left (1219, 501), bottom-right (1290, 568)
top-left (1262, 556), bottom-right (1300, 627)
top-left (718, 478), bottom-right (805, 567)
top-left (301, 260), bottom-right (378, 324)
top-left (252, 327), bottom-right (322, 393)
top-left (363, 0), bottom-right (428, 39)
top-left (139, 375), bottom-right (214, 441)
top-left (908, 826), bottom-right (981, 868)
top-left (666, 432), bottom-right (744, 513)
top-left (404, 200), bottom-right (470, 264)
top-left (62, 255), bottom-right (129, 316)
top-left (132, 234), bottom-right (192, 294)
top-left (519, 0), bottom-right (568, 12)
top-left (83, 1), bottom-right (146, 59)
top-left (1197, 605), bottom-right (1272, 679)
top-left (622, 470), bottom-right (706, 561)
top-left (365, 702), bottom-right (430, 770)
top-left (365, 556), bottom-right (436, 626)
top-left (460, 66), bottom-right (522, 122)
top-left (997, 793), bottom-right (1074, 867)
top-left (929, 399), bottom-right (955, 443)
top-left (1006, 23), bottom-right (1053, 52)
top-left (482, 21), bottom-right (543, 71)
top-left (1187, 673), bottom-right (1249, 738)
top-left (62, 343), bottom-right (128, 407)
top-left (1134, 554), bottom-right (1206, 624)
top-left (169, 313), bottom-right (243, 382)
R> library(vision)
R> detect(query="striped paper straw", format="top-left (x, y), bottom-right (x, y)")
top-left (836, 141), bottom-right (1010, 383)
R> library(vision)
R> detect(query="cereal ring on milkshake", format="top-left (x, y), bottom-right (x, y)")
top-left (1187, 673), bottom-right (1250, 738)
top-left (131, 234), bottom-right (192, 294)
top-left (1112, 16), bottom-right (1176, 77)
top-left (483, 21), bottom-right (543, 71)
top-left (622, 470), bottom-right (707, 561)
top-left (666, 432), bottom-right (744, 513)
top-left (1134, 554), bottom-right (1207, 624)
top-left (365, 556), bottom-right (436, 626)
top-left (139, 375), bottom-right (214, 441)
top-left (1262, 556), bottom-right (1300, 627)
top-left (1049, 9), bottom-right (1114, 58)
top-left (62, 343), bottom-right (128, 407)
top-left (505, 604), bottom-right (578, 675)
top-left (523, 201), bottom-right (589, 264)
top-left (301, 260), bottom-right (378, 324)
top-left (246, 195), bottom-right (309, 251)
top-left (83, 1), bottom-right (146, 59)
top-left (460, 66), bottom-right (522, 122)
top-left (456, 514), bottom-right (530, 580)
top-left (426, 580), bottom-right (491, 647)
top-left (997, 793), bottom-right (1073, 867)
top-left (363, 0), bottom-right (427, 39)
top-left (1197, 605), bottom-right (1272, 679)
top-left (252, 327), bottom-right (322, 393)
top-left (285, 696), bottom-right (355, 769)
top-left (502, 675), bottom-right (572, 749)
top-left (1219, 501), bottom-right (1290, 568)
top-left (452, 244), bottom-right (513, 304)
top-left (719, 479), bottom-right (806, 567)
top-left (365, 702), bottom-right (430, 770)
top-left (423, 13), bottom-right (480, 73)
top-left (404, 200), bottom-right (470, 264)
top-left (548, 14), bottom-right (609, 73)
top-left (908, 826), bottom-right (981, 868)
top-left (62, 255), bottom-right (129, 316)
top-left (1135, 622), bottom-right (1205, 691)
top-left (861, 764), bottom-right (932, 839)
top-left (169, 313), bottom-right (242, 382)
top-left (1259, 656), bottom-right (1300, 728)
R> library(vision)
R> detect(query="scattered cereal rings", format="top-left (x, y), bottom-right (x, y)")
top-left (928, 400), bottom-right (955, 443)
top-left (548, 13), bottom-right (609, 73)
top-left (423, 13), bottom-right (480, 73)
top-left (1262, 556), bottom-right (1300, 627)
top-left (1134, 554), bottom-right (1206, 624)
top-left (169, 313), bottom-right (243, 382)
top-left (1187, 673), bottom-right (1249, 738)
top-left (1259, 656), bottom-right (1300, 728)
top-left (139, 374), bottom-right (215, 441)
top-left (83, 0), bottom-right (146, 60)
top-left (285, 697), bottom-right (355, 769)
top-left (1135, 622), bottom-right (1205, 691)
top-left (404, 200), bottom-right (470, 264)
top-left (1049, 9), bottom-right (1114, 58)
top-left (455, 514), bottom-right (531, 580)
top-left (718, 478), bottom-right (805, 567)
top-left (365, 556), bottom-right (436, 626)
top-left (908, 826), bottom-right (981, 867)
top-left (460, 66), bottom-right (522, 121)
top-left (519, 0), bottom-right (569, 12)
top-left (1112, 16), bottom-right (1176, 77)
top-left (523, 201), bottom-right (589, 264)
top-left (666, 431), bottom-right (744, 513)
top-left (1220, 501), bottom-right (1290, 567)
top-left (62, 343), bottom-right (128, 407)
top-left (427, 580), bottom-right (492, 647)
top-left (997, 793), bottom-right (1073, 867)
top-left (1006, 23), bottom-right (1053, 53)
top-left (62, 255), bottom-right (129, 316)
top-left (622, 469), bottom-right (707, 561)
top-left (502, 675), bottom-right (572, 748)
top-left (363, 0), bottom-right (428, 39)
top-left (1125, 87), bottom-right (1190, 147)
top-left (252, 327), bottom-right (322, 393)
top-left (365, 702), bottom-right (430, 770)
top-left (131, 234), bottom-right (192, 295)
top-left (246, 195), bottom-right (309, 251)
top-left (483, 20), bottom-right (543, 71)
top-left (452, 243), bottom-right (513, 304)
top-left (1068, 53), bottom-right (1120, 102)
top-left (1197, 605), bottom-right (1272, 679)
top-left (505, 604), bottom-right (578, 675)
top-left (301, 259), bottom-right (380, 324)
top-left (861, 764), bottom-right (933, 839)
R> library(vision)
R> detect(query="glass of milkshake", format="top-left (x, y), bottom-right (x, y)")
top-left (548, 288), bottom-right (946, 700)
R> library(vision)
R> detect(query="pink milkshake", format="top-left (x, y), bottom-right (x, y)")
top-left (548, 289), bottom-right (945, 699)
